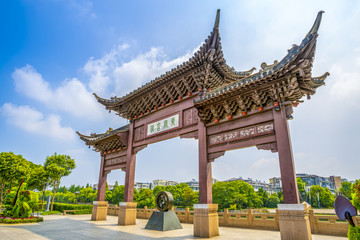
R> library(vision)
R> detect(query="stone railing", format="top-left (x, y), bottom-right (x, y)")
top-left (107, 206), bottom-right (359, 237)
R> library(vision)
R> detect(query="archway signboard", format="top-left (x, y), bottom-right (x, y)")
top-left (77, 10), bottom-right (328, 239)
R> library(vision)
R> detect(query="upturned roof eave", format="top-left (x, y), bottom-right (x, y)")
top-left (93, 9), bottom-right (255, 109)
top-left (194, 11), bottom-right (326, 106)
top-left (76, 124), bottom-right (129, 144)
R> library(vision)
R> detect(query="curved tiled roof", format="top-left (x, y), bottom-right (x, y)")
top-left (76, 124), bottom-right (129, 143)
top-left (93, 9), bottom-right (256, 109)
top-left (194, 11), bottom-right (326, 105)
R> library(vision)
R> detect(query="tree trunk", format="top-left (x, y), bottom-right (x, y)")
top-left (42, 188), bottom-right (45, 210)
top-left (0, 180), bottom-right (6, 208)
top-left (50, 181), bottom-right (58, 211)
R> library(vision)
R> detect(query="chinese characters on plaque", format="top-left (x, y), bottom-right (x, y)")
top-left (147, 114), bottom-right (179, 136)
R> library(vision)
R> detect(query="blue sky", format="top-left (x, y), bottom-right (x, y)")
top-left (1, 0), bottom-right (359, 187)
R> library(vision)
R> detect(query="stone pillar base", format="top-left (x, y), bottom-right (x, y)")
top-left (278, 204), bottom-right (312, 240)
top-left (193, 204), bottom-right (219, 238)
top-left (118, 202), bottom-right (137, 225)
top-left (91, 201), bottom-right (108, 221)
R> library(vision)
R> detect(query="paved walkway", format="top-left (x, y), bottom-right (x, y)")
top-left (0, 215), bottom-right (347, 240)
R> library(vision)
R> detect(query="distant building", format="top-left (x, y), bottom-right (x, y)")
top-left (152, 179), bottom-right (180, 189)
top-left (224, 177), bottom-right (279, 193)
top-left (269, 174), bottom-right (343, 193)
top-left (269, 177), bottom-right (282, 192)
top-left (134, 182), bottom-right (151, 191)
top-left (92, 184), bottom-right (114, 191)
top-left (185, 179), bottom-right (199, 191)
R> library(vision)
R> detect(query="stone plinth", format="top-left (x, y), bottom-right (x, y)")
top-left (118, 202), bottom-right (137, 225)
top-left (278, 204), bottom-right (312, 240)
top-left (145, 211), bottom-right (182, 231)
top-left (91, 201), bottom-right (108, 221)
top-left (193, 204), bottom-right (219, 238)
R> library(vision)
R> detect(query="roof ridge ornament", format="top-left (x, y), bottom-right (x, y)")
top-left (306, 10), bottom-right (325, 38)
top-left (260, 60), bottom-right (278, 72)
top-left (214, 9), bottom-right (220, 30)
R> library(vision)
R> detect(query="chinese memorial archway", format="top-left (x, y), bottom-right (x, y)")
top-left (77, 10), bottom-right (328, 239)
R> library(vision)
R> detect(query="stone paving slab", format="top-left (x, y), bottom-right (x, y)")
top-left (0, 215), bottom-right (348, 240)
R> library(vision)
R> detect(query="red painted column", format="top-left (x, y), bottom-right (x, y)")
top-left (124, 122), bottom-right (136, 202)
top-left (97, 156), bottom-right (108, 201)
top-left (198, 121), bottom-right (213, 204)
top-left (273, 106), bottom-right (300, 204)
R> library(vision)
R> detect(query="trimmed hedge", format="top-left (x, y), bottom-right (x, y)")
top-left (53, 203), bottom-right (93, 213)
top-left (33, 203), bottom-right (93, 213)
top-left (66, 209), bottom-right (92, 215)
top-left (40, 211), bottom-right (61, 215)
top-left (0, 216), bottom-right (43, 224)
top-left (348, 225), bottom-right (360, 240)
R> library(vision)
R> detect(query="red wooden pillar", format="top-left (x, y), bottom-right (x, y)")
top-left (198, 120), bottom-right (212, 204)
top-left (97, 156), bottom-right (108, 201)
top-left (124, 122), bottom-right (136, 202)
top-left (273, 106), bottom-right (299, 204)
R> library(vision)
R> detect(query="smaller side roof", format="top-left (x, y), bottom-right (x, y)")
top-left (76, 125), bottom-right (129, 153)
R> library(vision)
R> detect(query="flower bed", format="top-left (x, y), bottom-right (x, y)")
top-left (0, 216), bottom-right (44, 224)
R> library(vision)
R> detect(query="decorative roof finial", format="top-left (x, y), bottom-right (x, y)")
top-left (214, 9), bottom-right (220, 30)
top-left (306, 11), bottom-right (325, 37)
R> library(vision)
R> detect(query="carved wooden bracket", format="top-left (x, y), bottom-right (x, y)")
top-left (285, 105), bottom-right (293, 117)
top-left (133, 145), bottom-right (147, 154)
top-left (256, 142), bottom-right (278, 153)
top-left (208, 151), bottom-right (225, 162)
top-left (180, 131), bottom-right (198, 140)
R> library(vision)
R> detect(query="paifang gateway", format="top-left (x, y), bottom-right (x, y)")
top-left (77, 10), bottom-right (328, 238)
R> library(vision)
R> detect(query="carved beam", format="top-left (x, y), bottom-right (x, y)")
top-left (180, 131), bottom-right (198, 140)
top-left (208, 151), bottom-right (225, 162)
top-left (256, 142), bottom-right (278, 153)
top-left (133, 145), bottom-right (147, 154)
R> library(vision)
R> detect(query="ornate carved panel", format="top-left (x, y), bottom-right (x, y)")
top-left (183, 108), bottom-right (199, 126)
top-left (134, 125), bottom-right (145, 142)
top-left (208, 122), bottom-right (274, 146)
top-left (105, 155), bottom-right (127, 166)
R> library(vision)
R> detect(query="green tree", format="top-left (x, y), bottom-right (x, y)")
top-left (77, 187), bottom-right (96, 203)
top-left (44, 153), bottom-right (76, 211)
top-left (181, 187), bottom-right (197, 206)
top-left (257, 188), bottom-right (268, 206)
top-left (27, 164), bottom-right (51, 210)
top-left (266, 193), bottom-right (280, 208)
top-left (111, 185), bottom-right (125, 204)
top-left (351, 179), bottom-right (360, 210)
top-left (136, 188), bottom-right (155, 208)
top-left (277, 190), bottom-right (284, 203)
top-left (153, 185), bottom-right (166, 198)
top-left (105, 190), bottom-right (113, 203)
top-left (297, 178), bottom-right (306, 202)
top-left (309, 185), bottom-right (334, 208)
top-left (339, 181), bottom-right (352, 200)
top-left (57, 186), bottom-right (68, 193)
top-left (213, 181), bottom-right (261, 210)
top-left (0, 152), bottom-right (30, 207)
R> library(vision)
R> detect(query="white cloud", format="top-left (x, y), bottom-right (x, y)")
top-left (83, 44), bottom-right (197, 98)
top-left (83, 43), bottom-right (129, 95)
top-left (13, 65), bottom-right (52, 102)
top-left (251, 157), bottom-right (277, 169)
top-left (1, 103), bottom-right (75, 141)
top-left (329, 64), bottom-right (360, 102)
top-left (12, 65), bottom-right (105, 120)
